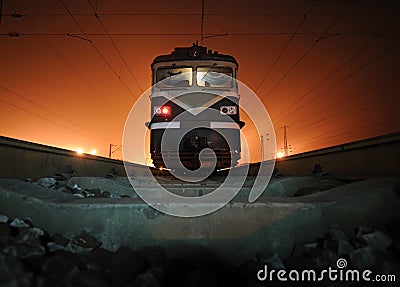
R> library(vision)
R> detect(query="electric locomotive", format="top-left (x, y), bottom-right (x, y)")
top-left (148, 44), bottom-right (244, 171)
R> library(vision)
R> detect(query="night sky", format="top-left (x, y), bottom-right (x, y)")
top-left (0, 0), bottom-right (399, 163)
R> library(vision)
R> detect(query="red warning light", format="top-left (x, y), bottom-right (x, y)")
top-left (161, 106), bottom-right (171, 116)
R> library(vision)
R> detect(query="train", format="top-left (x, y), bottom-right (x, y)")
top-left (147, 43), bottom-right (244, 171)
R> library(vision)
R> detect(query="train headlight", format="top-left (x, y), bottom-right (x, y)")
top-left (220, 106), bottom-right (237, 115)
top-left (154, 105), bottom-right (172, 117)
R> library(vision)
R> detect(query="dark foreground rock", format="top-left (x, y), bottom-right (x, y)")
top-left (0, 213), bottom-right (399, 287)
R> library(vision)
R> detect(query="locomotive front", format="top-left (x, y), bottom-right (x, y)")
top-left (148, 44), bottom-right (244, 171)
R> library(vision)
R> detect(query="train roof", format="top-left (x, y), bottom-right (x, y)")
top-left (151, 44), bottom-right (238, 67)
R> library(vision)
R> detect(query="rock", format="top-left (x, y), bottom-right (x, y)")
top-left (312, 250), bottom-right (338, 270)
top-left (9, 218), bottom-right (30, 228)
top-left (73, 270), bottom-right (111, 287)
top-left (386, 216), bottom-right (400, 236)
top-left (355, 226), bottom-right (373, 237)
top-left (66, 231), bottom-right (102, 254)
top-left (130, 272), bottom-right (160, 287)
top-left (138, 246), bottom-right (166, 267)
top-left (55, 185), bottom-right (74, 194)
top-left (89, 248), bottom-right (114, 269)
top-left (72, 183), bottom-right (82, 191)
top-left (46, 242), bottom-right (68, 253)
top-left (325, 226), bottom-right (354, 256)
top-left (0, 254), bottom-right (33, 287)
top-left (283, 255), bottom-right (315, 270)
top-left (235, 259), bottom-right (264, 286)
top-left (21, 255), bottom-right (49, 274)
top-left (349, 246), bottom-right (380, 270)
top-left (360, 230), bottom-right (393, 249)
top-left (14, 227), bottom-right (46, 258)
top-left (0, 222), bottom-right (11, 237)
top-left (100, 191), bottom-right (111, 198)
top-left (0, 214), bottom-right (8, 223)
top-left (292, 242), bottom-right (319, 256)
top-left (111, 246), bottom-right (147, 287)
top-left (54, 250), bottom-right (85, 270)
top-left (257, 253), bottom-right (285, 270)
top-left (73, 193), bottom-right (85, 198)
top-left (80, 253), bottom-right (107, 271)
top-left (82, 190), bottom-right (96, 198)
top-left (54, 165), bottom-right (77, 180)
top-left (52, 233), bottom-right (70, 247)
top-left (15, 240), bottom-right (46, 258)
top-left (183, 269), bottom-right (218, 287)
top-left (42, 254), bottom-right (79, 279)
top-left (17, 227), bottom-right (44, 241)
top-left (36, 177), bottom-right (56, 188)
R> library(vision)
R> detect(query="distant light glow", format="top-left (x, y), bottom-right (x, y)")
top-left (76, 148), bottom-right (84, 155)
top-left (277, 151), bottom-right (284, 158)
top-left (90, 149), bottom-right (97, 155)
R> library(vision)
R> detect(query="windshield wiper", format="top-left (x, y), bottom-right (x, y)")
top-left (201, 63), bottom-right (217, 80)
top-left (167, 63), bottom-right (176, 78)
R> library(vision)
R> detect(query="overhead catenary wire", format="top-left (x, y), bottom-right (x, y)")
top-left (86, 0), bottom-right (143, 94)
top-left (273, 33), bottom-right (382, 125)
top-left (0, 83), bottom-right (113, 144)
top-left (15, 16), bottom-right (126, 119)
top-left (255, 2), bottom-right (317, 93)
top-left (286, 77), bottom-right (399, 131)
top-left (259, 3), bottom-right (351, 103)
top-left (273, 39), bottom-right (398, 126)
top-left (58, 0), bottom-right (140, 103)
top-left (0, 97), bottom-right (106, 142)
top-left (0, 32), bottom-right (383, 37)
top-left (292, 107), bottom-right (398, 149)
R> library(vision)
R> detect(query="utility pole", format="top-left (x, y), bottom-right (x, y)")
top-left (0, 0), bottom-right (3, 24)
top-left (283, 125), bottom-right (289, 157)
top-left (109, 144), bottom-right (121, 159)
top-left (200, 0), bottom-right (205, 45)
top-left (109, 144), bottom-right (113, 158)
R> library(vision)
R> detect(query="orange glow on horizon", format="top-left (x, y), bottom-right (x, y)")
top-left (276, 151), bottom-right (284, 159)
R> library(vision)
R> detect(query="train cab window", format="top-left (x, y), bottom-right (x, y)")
top-left (156, 67), bottom-right (193, 87)
top-left (196, 66), bottom-right (233, 88)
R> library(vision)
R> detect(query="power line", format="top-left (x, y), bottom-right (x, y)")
top-left (255, 2), bottom-right (317, 93)
top-left (59, 0), bottom-right (139, 102)
top-left (0, 32), bottom-right (383, 37)
top-left (284, 75), bottom-right (398, 128)
top-left (273, 34), bottom-right (381, 124)
top-left (16, 16), bottom-right (126, 119)
top-left (289, 91), bottom-right (397, 141)
top-left (290, 105), bottom-right (398, 148)
top-left (273, 39), bottom-right (398, 126)
top-left (259, 3), bottom-right (351, 102)
top-left (2, 12), bottom-right (300, 17)
top-left (86, 0), bottom-right (143, 93)
top-left (0, 97), bottom-right (103, 141)
top-left (0, 83), bottom-right (112, 143)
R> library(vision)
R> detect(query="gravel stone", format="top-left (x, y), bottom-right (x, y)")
top-left (111, 246), bottom-right (147, 287)
top-left (9, 218), bottom-right (30, 228)
top-left (0, 214), bottom-right (8, 223)
top-left (36, 177), bottom-right (56, 188)
top-left (360, 230), bottom-right (393, 249)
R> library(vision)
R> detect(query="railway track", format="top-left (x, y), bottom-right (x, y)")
top-left (0, 133), bottom-right (399, 264)
top-left (1, 132), bottom-right (399, 181)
